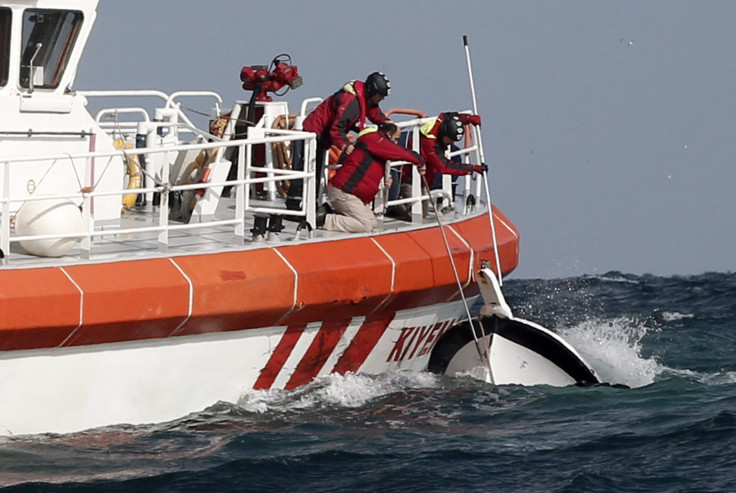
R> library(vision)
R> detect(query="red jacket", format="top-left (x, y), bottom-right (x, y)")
top-left (302, 80), bottom-right (388, 150)
top-left (420, 112), bottom-right (479, 186)
top-left (331, 128), bottom-right (424, 204)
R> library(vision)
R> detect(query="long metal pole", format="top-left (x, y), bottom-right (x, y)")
top-left (463, 35), bottom-right (503, 286)
top-left (421, 175), bottom-right (493, 383)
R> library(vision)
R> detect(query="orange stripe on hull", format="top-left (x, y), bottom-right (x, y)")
top-left (453, 207), bottom-right (520, 278)
top-left (172, 249), bottom-right (296, 335)
top-left (0, 268), bottom-right (80, 350)
top-left (0, 212), bottom-right (520, 351)
top-left (374, 227), bottom-right (471, 311)
top-left (62, 259), bottom-right (190, 346)
top-left (275, 238), bottom-right (394, 325)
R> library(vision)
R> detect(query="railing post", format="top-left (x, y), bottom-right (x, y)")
top-left (1, 161), bottom-right (9, 265)
top-left (305, 138), bottom-right (317, 227)
top-left (158, 143), bottom-right (170, 252)
top-left (234, 141), bottom-right (245, 244)
top-left (81, 190), bottom-right (92, 260)
top-left (81, 133), bottom-right (94, 260)
top-left (244, 141), bottom-right (253, 222)
top-left (158, 187), bottom-right (169, 253)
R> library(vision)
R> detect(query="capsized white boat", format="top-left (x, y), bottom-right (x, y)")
top-left (0, 0), bottom-right (598, 436)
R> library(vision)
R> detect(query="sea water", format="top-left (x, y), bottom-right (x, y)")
top-left (1, 272), bottom-right (735, 492)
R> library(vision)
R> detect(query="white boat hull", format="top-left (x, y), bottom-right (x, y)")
top-left (0, 301), bottom-right (466, 436)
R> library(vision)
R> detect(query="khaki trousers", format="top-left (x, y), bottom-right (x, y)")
top-left (324, 186), bottom-right (377, 233)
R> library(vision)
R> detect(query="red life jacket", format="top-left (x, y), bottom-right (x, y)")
top-left (331, 128), bottom-right (423, 204)
top-left (419, 112), bottom-right (476, 185)
top-left (351, 80), bottom-right (369, 131)
top-left (302, 81), bottom-right (387, 150)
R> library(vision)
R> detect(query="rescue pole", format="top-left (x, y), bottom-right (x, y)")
top-left (421, 174), bottom-right (494, 384)
top-left (463, 35), bottom-right (503, 286)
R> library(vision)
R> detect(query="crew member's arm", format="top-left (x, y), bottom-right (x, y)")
top-left (421, 137), bottom-right (479, 177)
top-left (458, 114), bottom-right (482, 127)
top-left (366, 133), bottom-right (424, 170)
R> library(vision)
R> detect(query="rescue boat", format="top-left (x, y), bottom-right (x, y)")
top-left (0, 0), bottom-right (598, 436)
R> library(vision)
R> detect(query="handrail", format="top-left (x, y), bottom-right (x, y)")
top-left (166, 91), bottom-right (224, 109)
top-left (165, 91), bottom-right (225, 129)
top-left (78, 89), bottom-right (171, 102)
top-left (166, 91), bottom-right (222, 112)
top-left (0, 130), bottom-right (312, 166)
top-left (300, 97), bottom-right (322, 117)
top-left (386, 108), bottom-right (426, 119)
top-left (0, 112), bottom-right (490, 265)
top-left (95, 107), bottom-right (151, 124)
top-left (0, 128), bottom-right (319, 264)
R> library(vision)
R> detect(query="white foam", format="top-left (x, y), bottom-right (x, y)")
top-left (558, 317), bottom-right (662, 388)
top-left (699, 370), bottom-right (736, 385)
top-left (661, 311), bottom-right (694, 322)
top-left (236, 371), bottom-right (439, 413)
top-left (592, 274), bottom-right (640, 284)
top-left (665, 367), bottom-right (736, 386)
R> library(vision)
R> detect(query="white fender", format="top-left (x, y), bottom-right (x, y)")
top-left (15, 199), bottom-right (82, 257)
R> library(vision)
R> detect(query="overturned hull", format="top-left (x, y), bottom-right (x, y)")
top-left (428, 316), bottom-right (600, 386)
top-left (428, 267), bottom-right (600, 387)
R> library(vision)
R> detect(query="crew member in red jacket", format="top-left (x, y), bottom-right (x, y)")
top-left (286, 72), bottom-right (392, 211)
top-left (420, 111), bottom-right (486, 187)
top-left (385, 112), bottom-right (485, 221)
top-left (320, 123), bottom-right (425, 233)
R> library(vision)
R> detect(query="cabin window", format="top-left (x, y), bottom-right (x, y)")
top-left (20, 9), bottom-right (83, 90)
top-left (0, 8), bottom-right (10, 87)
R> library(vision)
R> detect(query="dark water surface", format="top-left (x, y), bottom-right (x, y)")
top-left (2, 272), bottom-right (735, 492)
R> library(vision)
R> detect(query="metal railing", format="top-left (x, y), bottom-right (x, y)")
top-left (1, 97), bottom-right (489, 265)
top-left (0, 127), bottom-right (318, 265)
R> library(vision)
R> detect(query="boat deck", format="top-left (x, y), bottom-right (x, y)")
top-left (2, 192), bottom-right (470, 269)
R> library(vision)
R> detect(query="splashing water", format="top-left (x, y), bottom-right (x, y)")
top-left (557, 317), bottom-right (663, 388)
top-left (661, 311), bottom-right (694, 322)
top-left (237, 371), bottom-right (441, 414)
